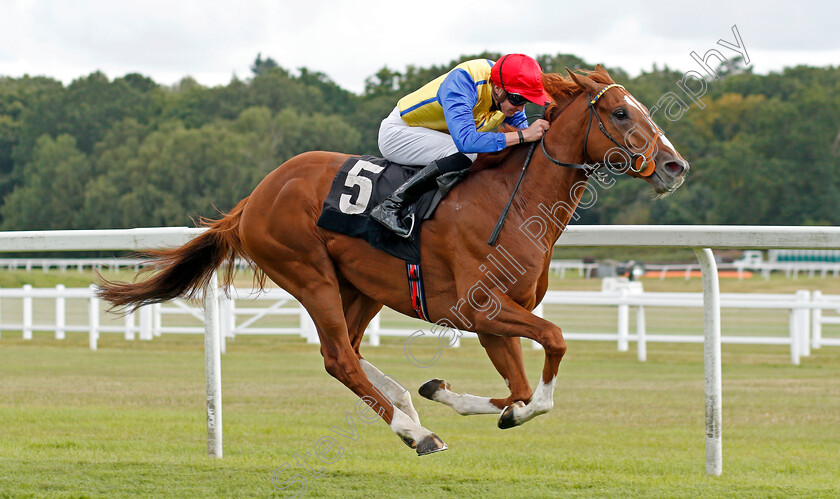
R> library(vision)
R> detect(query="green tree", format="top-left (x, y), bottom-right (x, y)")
top-left (364, 66), bottom-right (402, 97)
top-left (272, 107), bottom-right (362, 161)
top-left (297, 67), bottom-right (356, 116)
top-left (1, 134), bottom-right (92, 229)
top-left (250, 53), bottom-right (279, 76)
top-left (0, 52), bottom-right (838, 231)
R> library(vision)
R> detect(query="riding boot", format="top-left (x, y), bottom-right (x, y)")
top-left (370, 153), bottom-right (471, 238)
top-left (370, 163), bottom-right (441, 238)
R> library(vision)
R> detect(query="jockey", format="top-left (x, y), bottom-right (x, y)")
top-left (371, 53), bottom-right (552, 238)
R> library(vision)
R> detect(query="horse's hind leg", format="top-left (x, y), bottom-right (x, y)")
top-left (340, 280), bottom-right (422, 425)
top-left (254, 250), bottom-right (445, 454)
top-left (312, 287), bottom-right (445, 454)
top-left (341, 279), bottom-right (383, 357)
top-left (419, 334), bottom-right (532, 416)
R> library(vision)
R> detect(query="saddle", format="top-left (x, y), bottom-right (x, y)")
top-left (316, 155), bottom-right (465, 265)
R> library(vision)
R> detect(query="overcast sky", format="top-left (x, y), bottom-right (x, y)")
top-left (2, 0), bottom-right (838, 94)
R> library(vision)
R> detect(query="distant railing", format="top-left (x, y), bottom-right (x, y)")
top-left (547, 259), bottom-right (598, 278)
top-left (5, 255), bottom-right (840, 282)
top-left (0, 257), bottom-right (253, 273)
top-left (0, 258), bottom-right (147, 272)
top-left (5, 224), bottom-right (840, 473)
top-left (769, 249), bottom-right (840, 263)
top-left (4, 285), bottom-right (838, 365)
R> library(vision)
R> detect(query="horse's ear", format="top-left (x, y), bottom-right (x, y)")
top-left (593, 64), bottom-right (614, 82)
top-left (566, 67), bottom-right (600, 95)
top-left (546, 104), bottom-right (563, 123)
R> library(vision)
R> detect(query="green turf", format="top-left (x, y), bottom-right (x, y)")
top-left (2, 268), bottom-right (840, 497)
top-left (1, 333), bottom-right (839, 498)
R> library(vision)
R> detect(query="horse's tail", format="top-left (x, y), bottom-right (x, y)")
top-left (97, 197), bottom-right (260, 312)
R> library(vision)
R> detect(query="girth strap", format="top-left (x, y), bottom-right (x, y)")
top-left (406, 263), bottom-right (431, 321)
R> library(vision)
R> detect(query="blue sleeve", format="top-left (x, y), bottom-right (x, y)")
top-left (437, 69), bottom-right (507, 153)
top-left (504, 111), bottom-right (529, 129)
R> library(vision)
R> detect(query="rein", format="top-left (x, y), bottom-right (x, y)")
top-left (487, 140), bottom-right (538, 246)
top-left (487, 105), bottom-right (550, 246)
top-left (540, 83), bottom-right (656, 177)
top-left (487, 83), bottom-right (657, 246)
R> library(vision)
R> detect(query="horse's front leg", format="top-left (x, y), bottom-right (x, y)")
top-left (362, 359), bottom-right (422, 425)
top-left (418, 334), bottom-right (533, 416)
top-left (473, 295), bottom-right (566, 429)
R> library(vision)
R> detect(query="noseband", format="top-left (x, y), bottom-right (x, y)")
top-left (540, 83), bottom-right (656, 177)
top-left (488, 83), bottom-right (657, 246)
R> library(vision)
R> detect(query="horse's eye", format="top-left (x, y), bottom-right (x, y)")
top-left (613, 108), bottom-right (629, 120)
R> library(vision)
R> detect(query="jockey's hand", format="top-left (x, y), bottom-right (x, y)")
top-left (523, 119), bottom-right (550, 142)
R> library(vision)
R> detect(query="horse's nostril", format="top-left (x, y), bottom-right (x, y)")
top-left (665, 161), bottom-right (685, 176)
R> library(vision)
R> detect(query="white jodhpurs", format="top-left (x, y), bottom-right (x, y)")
top-left (378, 106), bottom-right (477, 166)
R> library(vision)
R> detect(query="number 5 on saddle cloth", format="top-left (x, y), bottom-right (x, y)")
top-left (317, 155), bottom-right (464, 320)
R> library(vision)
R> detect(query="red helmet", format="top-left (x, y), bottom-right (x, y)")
top-left (490, 54), bottom-right (551, 105)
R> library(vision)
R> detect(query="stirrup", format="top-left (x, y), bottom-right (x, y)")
top-left (370, 202), bottom-right (415, 238)
top-left (398, 213), bottom-right (416, 239)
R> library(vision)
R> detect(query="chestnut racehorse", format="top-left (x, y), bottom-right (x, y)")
top-left (98, 66), bottom-right (689, 455)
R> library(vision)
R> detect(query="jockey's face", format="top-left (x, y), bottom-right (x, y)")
top-left (493, 85), bottom-right (526, 117)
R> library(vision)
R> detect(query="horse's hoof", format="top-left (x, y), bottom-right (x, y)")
top-left (418, 379), bottom-right (449, 400)
top-left (498, 401), bottom-right (525, 430)
top-left (399, 435), bottom-right (417, 449)
top-left (416, 433), bottom-right (448, 456)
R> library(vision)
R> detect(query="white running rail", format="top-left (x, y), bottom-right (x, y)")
top-left (3, 225), bottom-right (840, 475)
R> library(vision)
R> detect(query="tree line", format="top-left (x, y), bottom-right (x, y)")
top-left (0, 52), bottom-right (838, 231)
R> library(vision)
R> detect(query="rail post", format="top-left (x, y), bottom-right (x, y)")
top-left (636, 305), bottom-right (647, 362)
top-left (23, 284), bottom-right (33, 340)
top-left (55, 284), bottom-right (66, 340)
top-left (153, 303), bottom-right (162, 337)
top-left (796, 290), bottom-right (810, 357)
top-left (617, 288), bottom-right (629, 351)
top-left (693, 248), bottom-right (722, 477)
top-left (811, 290), bottom-right (822, 349)
top-left (203, 270), bottom-right (223, 458)
top-left (88, 285), bottom-right (99, 351)
top-left (139, 305), bottom-right (153, 340)
top-left (789, 309), bottom-right (801, 366)
top-left (125, 309), bottom-right (135, 341)
top-left (368, 312), bottom-right (381, 346)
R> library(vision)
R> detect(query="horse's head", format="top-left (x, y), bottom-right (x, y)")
top-left (547, 66), bottom-right (689, 196)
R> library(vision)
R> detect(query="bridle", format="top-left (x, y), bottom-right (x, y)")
top-left (540, 83), bottom-right (657, 177)
top-left (487, 82), bottom-right (658, 246)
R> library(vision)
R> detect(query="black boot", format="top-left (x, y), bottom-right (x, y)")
top-left (370, 162), bottom-right (442, 238)
top-left (371, 153), bottom-right (472, 238)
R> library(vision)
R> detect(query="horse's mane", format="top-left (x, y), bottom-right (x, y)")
top-left (543, 67), bottom-right (615, 112)
top-left (471, 67), bottom-right (615, 173)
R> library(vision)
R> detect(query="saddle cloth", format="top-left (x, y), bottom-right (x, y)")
top-left (316, 155), bottom-right (462, 264)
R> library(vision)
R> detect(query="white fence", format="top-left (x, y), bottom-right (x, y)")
top-left (5, 285), bottom-right (840, 366)
top-left (547, 259), bottom-right (598, 278)
top-left (6, 255), bottom-right (840, 280)
top-left (0, 257), bottom-right (255, 273)
top-left (730, 249), bottom-right (840, 279)
top-left (4, 225), bottom-right (840, 475)
top-left (0, 258), bottom-right (148, 272)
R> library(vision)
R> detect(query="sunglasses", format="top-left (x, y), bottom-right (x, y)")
top-left (505, 92), bottom-right (528, 106)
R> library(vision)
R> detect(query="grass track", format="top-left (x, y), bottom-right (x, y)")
top-left (2, 269), bottom-right (840, 497)
top-left (1, 331), bottom-right (839, 498)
